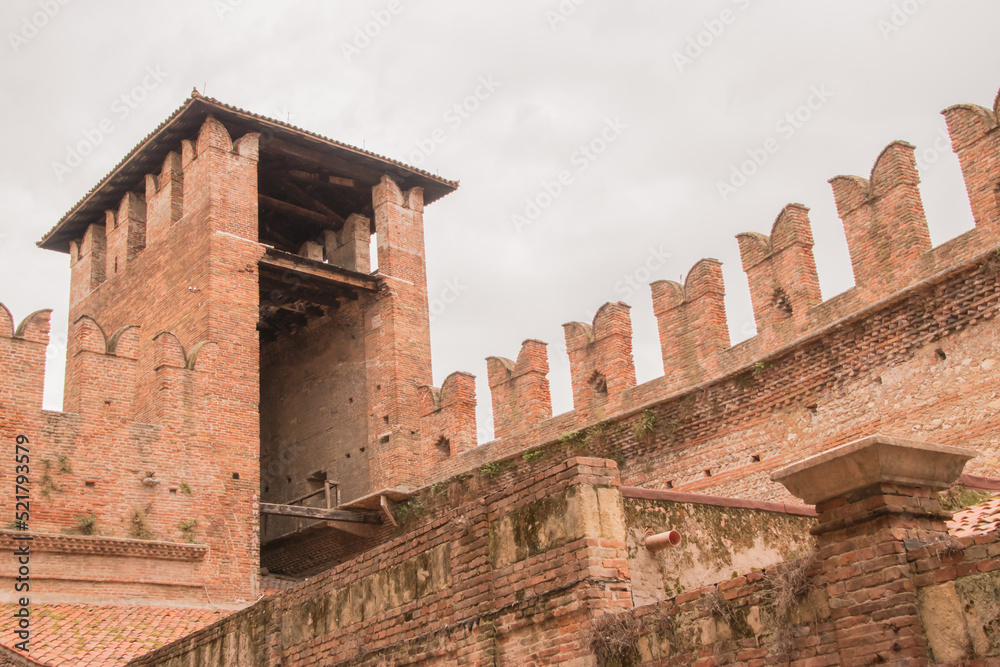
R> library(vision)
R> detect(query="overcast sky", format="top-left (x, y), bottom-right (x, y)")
top-left (2, 1), bottom-right (998, 441)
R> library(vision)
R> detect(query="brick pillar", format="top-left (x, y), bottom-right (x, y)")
top-left (68, 223), bottom-right (106, 308)
top-left (366, 176), bottom-right (433, 491)
top-left (773, 434), bottom-right (977, 667)
top-left (325, 213), bottom-right (371, 273)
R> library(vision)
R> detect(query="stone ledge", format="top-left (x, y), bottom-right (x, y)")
top-left (0, 531), bottom-right (209, 562)
top-left (771, 434), bottom-right (978, 506)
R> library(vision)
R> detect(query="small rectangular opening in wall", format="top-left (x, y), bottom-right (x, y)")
top-left (751, 454), bottom-right (761, 463)
top-left (665, 480), bottom-right (673, 489)
top-left (307, 470), bottom-right (327, 490)
top-left (703, 468), bottom-right (712, 477)
top-left (379, 434), bottom-right (390, 444)
top-left (84, 481), bottom-right (96, 488)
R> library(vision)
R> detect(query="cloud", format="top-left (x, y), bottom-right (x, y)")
top-left (1, 0), bottom-right (996, 438)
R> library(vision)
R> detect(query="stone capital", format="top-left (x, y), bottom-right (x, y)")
top-left (771, 434), bottom-right (977, 506)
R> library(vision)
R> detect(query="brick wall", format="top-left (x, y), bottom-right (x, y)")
top-left (621, 487), bottom-right (815, 607)
top-left (128, 457), bottom-right (630, 666)
top-left (419, 86), bottom-right (1000, 507)
top-left (260, 299), bottom-right (370, 529)
top-left (0, 115), bottom-right (263, 605)
top-left (132, 437), bottom-right (1000, 665)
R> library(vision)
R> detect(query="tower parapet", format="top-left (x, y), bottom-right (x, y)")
top-left (487, 340), bottom-right (552, 441)
top-left (651, 258), bottom-right (729, 388)
top-left (944, 89), bottom-right (1000, 233)
top-left (563, 301), bottom-right (636, 415)
top-left (830, 140), bottom-right (932, 295)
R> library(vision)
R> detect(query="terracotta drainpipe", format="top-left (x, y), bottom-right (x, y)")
top-left (643, 528), bottom-right (682, 552)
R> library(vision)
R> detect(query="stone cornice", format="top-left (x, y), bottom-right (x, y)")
top-left (0, 530), bottom-right (208, 562)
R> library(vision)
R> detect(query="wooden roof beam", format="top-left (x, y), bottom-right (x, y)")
top-left (259, 194), bottom-right (345, 229)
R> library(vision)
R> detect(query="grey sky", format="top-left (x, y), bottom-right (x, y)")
top-left (2, 0), bottom-right (998, 442)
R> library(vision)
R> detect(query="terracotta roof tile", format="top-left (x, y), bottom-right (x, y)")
top-left (39, 90), bottom-right (459, 252)
top-left (0, 604), bottom-right (227, 666)
top-left (947, 496), bottom-right (1000, 538)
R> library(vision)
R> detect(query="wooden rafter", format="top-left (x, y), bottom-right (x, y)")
top-left (260, 503), bottom-right (381, 524)
top-left (259, 194), bottom-right (345, 229)
top-left (286, 169), bottom-right (362, 190)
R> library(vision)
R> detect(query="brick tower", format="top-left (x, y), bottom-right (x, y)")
top-left (0, 92), bottom-right (457, 605)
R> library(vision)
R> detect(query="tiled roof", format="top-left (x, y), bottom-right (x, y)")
top-left (0, 604), bottom-right (227, 666)
top-left (39, 90), bottom-right (459, 252)
top-left (948, 495), bottom-right (1000, 538)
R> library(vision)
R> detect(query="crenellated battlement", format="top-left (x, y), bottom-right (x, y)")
top-left (944, 92), bottom-right (1000, 233)
top-left (0, 301), bottom-right (238, 604)
top-left (419, 371), bottom-right (478, 458)
top-left (423, 85), bottom-right (1000, 487)
top-left (829, 140), bottom-right (932, 294)
top-left (68, 115), bottom-right (260, 310)
top-left (3, 305), bottom-right (217, 428)
top-left (562, 301), bottom-right (636, 414)
top-left (0, 305), bottom-right (51, 414)
top-left (5, 86), bottom-right (999, 613)
top-left (651, 258), bottom-right (730, 388)
top-left (486, 339), bottom-right (552, 441)
top-left (736, 203), bottom-right (821, 335)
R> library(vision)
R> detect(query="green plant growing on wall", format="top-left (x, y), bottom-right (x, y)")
top-left (479, 459), bottom-right (516, 479)
top-left (394, 498), bottom-right (425, 526)
top-left (57, 454), bottom-right (72, 473)
top-left (559, 428), bottom-right (585, 446)
top-left (583, 422), bottom-right (612, 450)
top-left (127, 506), bottom-right (154, 540)
top-left (74, 512), bottom-right (97, 536)
top-left (633, 409), bottom-right (657, 443)
top-left (179, 481), bottom-right (193, 495)
top-left (661, 418), bottom-right (681, 443)
top-left (522, 449), bottom-right (545, 463)
top-left (938, 486), bottom-right (991, 512)
top-left (980, 248), bottom-right (1000, 275)
top-left (178, 519), bottom-right (198, 543)
top-left (752, 360), bottom-right (773, 377)
top-left (40, 459), bottom-right (60, 500)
